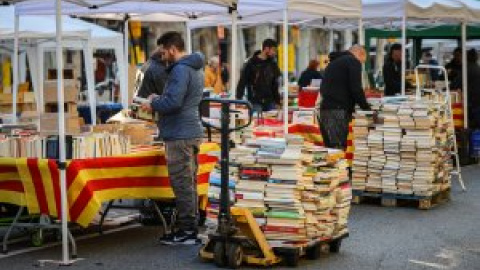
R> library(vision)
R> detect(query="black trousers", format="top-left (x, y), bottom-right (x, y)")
top-left (319, 109), bottom-right (352, 151)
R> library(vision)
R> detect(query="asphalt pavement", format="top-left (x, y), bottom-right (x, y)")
top-left (1, 166), bottom-right (479, 270)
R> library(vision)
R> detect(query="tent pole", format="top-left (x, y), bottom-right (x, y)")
top-left (12, 12), bottom-right (19, 124)
top-left (461, 21), bottom-right (468, 128)
top-left (83, 41), bottom-right (97, 125)
top-left (344, 29), bottom-right (353, 50)
top-left (186, 22), bottom-right (192, 54)
top-left (37, 46), bottom-right (45, 113)
top-left (283, 8), bottom-right (289, 134)
top-left (358, 18), bottom-right (364, 46)
top-left (401, 15), bottom-right (407, 95)
top-left (328, 29), bottom-right (334, 52)
top-left (229, 5), bottom-right (238, 140)
top-left (231, 6), bottom-right (238, 96)
top-left (19, 52), bottom-right (27, 83)
top-left (123, 17), bottom-right (129, 108)
top-left (25, 48), bottom-right (40, 114)
top-left (55, 0), bottom-right (70, 264)
top-left (358, 18), bottom-right (365, 89)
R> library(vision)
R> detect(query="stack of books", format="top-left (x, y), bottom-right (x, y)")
top-left (352, 111), bottom-right (375, 191)
top-left (352, 98), bottom-right (452, 196)
top-left (211, 136), bottom-right (354, 243)
top-left (0, 133), bottom-right (131, 159)
top-left (235, 164), bottom-right (270, 220)
top-left (264, 160), bottom-right (306, 241)
top-left (302, 146), bottom-right (351, 238)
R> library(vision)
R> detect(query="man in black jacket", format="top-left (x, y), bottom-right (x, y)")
top-left (319, 45), bottom-right (371, 150)
top-left (383, 43), bottom-right (403, 96)
top-left (136, 39), bottom-right (168, 98)
top-left (236, 39), bottom-right (281, 112)
top-left (467, 49), bottom-right (480, 128)
top-left (446, 47), bottom-right (463, 90)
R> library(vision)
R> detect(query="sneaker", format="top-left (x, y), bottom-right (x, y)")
top-left (159, 231), bottom-right (200, 245)
top-left (158, 232), bottom-right (173, 244)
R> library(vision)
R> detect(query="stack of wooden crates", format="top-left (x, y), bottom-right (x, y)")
top-left (40, 77), bottom-right (82, 135)
top-left (0, 82), bottom-right (36, 114)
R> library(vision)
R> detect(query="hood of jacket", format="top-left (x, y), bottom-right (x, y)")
top-left (167, 52), bottom-right (205, 73)
top-left (150, 53), bottom-right (165, 64)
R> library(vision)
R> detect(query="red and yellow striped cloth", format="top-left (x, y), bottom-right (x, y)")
top-left (0, 158), bottom-right (26, 207)
top-left (0, 143), bottom-right (219, 227)
top-left (452, 102), bottom-right (464, 129)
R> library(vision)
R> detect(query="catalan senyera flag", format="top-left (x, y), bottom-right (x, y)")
top-left (0, 158), bottom-right (26, 207)
top-left (0, 143), bottom-right (219, 227)
top-left (452, 102), bottom-right (464, 129)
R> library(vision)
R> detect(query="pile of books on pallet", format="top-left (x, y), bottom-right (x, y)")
top-left (302, 147), bottom-right (351, 239)
top-left (352, 97), bottom-right (452, 196)
top-left (203, 146), bottom-right (256, 237)
top-left (222, 136), bottom-right (352, 244)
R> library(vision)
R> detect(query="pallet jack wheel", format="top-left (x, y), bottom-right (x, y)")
top-left (329, 239), bottom-right (342, 253)
top-left (306, 244), bottom-right (321, 260)
top-left (30, 229), bottom-right (44, 247)
top-left (284, 250), bottom-right (300, 267)
top-left (214, 241), bottom-right (227, 267)
top-left (226, 242), bottom-right (243, 269)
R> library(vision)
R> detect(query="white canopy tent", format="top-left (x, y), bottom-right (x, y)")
top-left (186, 0), bottom-right (363, 132)
top-left (8, 0), bottom-right (236, 265)
top-left (12, 0), bottom-right (235, 113)
top-left (363, 0), bottom-right (480, 129)
top-left (0, 6), bottom-right (125, 125)
top-left (364, 0), bottom-right (480, 21)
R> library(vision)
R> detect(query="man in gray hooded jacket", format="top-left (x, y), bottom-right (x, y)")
top-left (142, 31), bottom-right (204, 245)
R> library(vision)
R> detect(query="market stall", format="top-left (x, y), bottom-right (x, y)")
top-left (363, 0), bottom-right (480, 128)
top-left (0, 6), bottom-right (125, 125)
top-left (5, 0), bottom-right (237, 264)
top-left (184, 0), bottom-right (364, 133)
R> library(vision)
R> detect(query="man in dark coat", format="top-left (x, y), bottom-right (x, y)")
top-left (236, 39), bottom-right (281, 112)
top-left (446, 47), bottom-right (463, 90)
top-left (467, 49), bottom-right (480, 128)
top-left (136, 48), bottom-right (167, 98)
top-left (319, 45), bottom-right (371, 150)
top-left (383, 43), bottom-right (403, 96)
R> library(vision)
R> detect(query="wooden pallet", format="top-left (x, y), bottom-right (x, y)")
top-left (352, 189), bottom-right (451, 210)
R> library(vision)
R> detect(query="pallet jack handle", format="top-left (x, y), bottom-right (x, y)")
top-left (199, 98), bottom-right (254, 132)
top-left (199, 98), bottom-right (253, 235)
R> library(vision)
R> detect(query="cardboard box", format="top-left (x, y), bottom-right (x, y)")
top-left (91, 124), bottom-right (119, 133)
top-left (20, 110), bottom-right (39, 120)
top-left (0, 93), bottom-right (12, 103)
top-left (23, 92), bottom-right (36, 103)
top-left (121, 123), bottom-right (156, 145)
top-left (44, 79), bottom-right (78, 103)
top-left (40, 113), bottom-right (81, 135)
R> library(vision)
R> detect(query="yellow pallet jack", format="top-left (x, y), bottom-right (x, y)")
top-left (198, 98), bottom-right (347, 268)
top-left (198, 98), bottom-right (281, 268)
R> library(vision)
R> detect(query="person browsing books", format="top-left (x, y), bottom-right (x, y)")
top-left (236, 38), bottom-right (281, 112)
top-left (298, 59), bottom-right (323, 90)
top-left (141, 31), bottom-right (204, 245)
top-left (136, 45), bottom-right (168, 98)
top-left (319, 45), bottom-right (371, 150)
